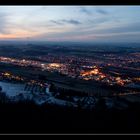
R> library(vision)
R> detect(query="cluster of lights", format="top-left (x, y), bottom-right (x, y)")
top-left (80, 68), bottom-right (107, 81)
top-left (80, 68), bottom-right (129, 86)
top-left (0, 56), bottom-right (137, 87)
top-left (1, 72), bottom-right (24, 81)
top-left (3, 72), bottom-right (11, 76)
top-left (81, 68), bottom-right (99, 76)
top-left (134, 77), bottom-right (140, 81)
top-left (115, 77), bottom-right (125, 86)
top-left (48, 63), bottom-right (62, 68)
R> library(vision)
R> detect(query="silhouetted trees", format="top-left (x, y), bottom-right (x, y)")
top-left (0, 90), bottom-right (9, 104)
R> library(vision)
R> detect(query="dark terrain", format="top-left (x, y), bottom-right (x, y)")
top-left (0, 99), bottom-right (140, 134)
top-left (0, 41), bottom-right (140, 134)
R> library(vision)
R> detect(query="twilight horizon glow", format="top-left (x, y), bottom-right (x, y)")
top-left (0, 6), bottom-right (140, 43)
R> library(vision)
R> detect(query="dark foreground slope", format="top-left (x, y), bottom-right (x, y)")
top-left (0, 100), bottom-right (140, 134)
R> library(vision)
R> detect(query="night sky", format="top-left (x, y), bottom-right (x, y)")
top-left (0, 6), bottom-right (140, 43)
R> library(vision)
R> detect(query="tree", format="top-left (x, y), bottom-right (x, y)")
top-left (0, 91), bottom-right (9, 104)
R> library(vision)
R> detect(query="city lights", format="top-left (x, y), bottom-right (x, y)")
top-left (48, 63), bottom-right (61, 68)
top-left (0, 54), bottom-right (139, 87)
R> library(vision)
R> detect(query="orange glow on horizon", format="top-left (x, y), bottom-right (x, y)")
top-left (0, 34), bottom-right (20, 39)
top-left (0, 30), bottom-right (39, 40)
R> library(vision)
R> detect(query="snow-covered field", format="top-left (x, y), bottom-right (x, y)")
top-left (0, 81), bottom-right (25, 97)
top-left (0, 81), bottom-right (78, 107)
top-left (0, 81), bottom-right (95, 109)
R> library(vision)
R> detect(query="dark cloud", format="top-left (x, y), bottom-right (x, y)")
top-left (96, 9), bottom-right (109, 15)
top-left (50, 20), bottom-right (64, 25)
top-left (80, 7), bottom-right (92, 15)
top-left (61, 19), bottom-right (81, 25)
top-left (32, 21), bottom-right (140, 43)
top-left (50, 19), bottom-right (81, 26)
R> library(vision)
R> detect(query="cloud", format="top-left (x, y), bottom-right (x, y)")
top-left (0, 12), bottom-right (10, 34)
top-left (96, 9), bottom-right (109, 15)
top-left (93, 32), bottom-right (140, 43)
top-left (80, 7), bottom-right (92, 15)
top-left (50, 20), bottom-right (64, 25)
top-left (88, 18), bottom-right (109, 25)
top-left (50, 19), bottom-right (81, 26)
top-left (27, 20), bottom-right (140, 43)
top-left (96, 22), bottom-right (140, 34)
top-left (61, 19), bottom-right (81, 25)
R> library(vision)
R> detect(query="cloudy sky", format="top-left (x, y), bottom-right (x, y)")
top-left (0, 6), bottom-right (140, 43)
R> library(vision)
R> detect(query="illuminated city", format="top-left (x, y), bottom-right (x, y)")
top-left (0, 6), bottom-right (140, 134)
top-left (0, 52), bottom-right (139, 87)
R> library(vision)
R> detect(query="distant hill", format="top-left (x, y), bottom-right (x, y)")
top-left (0, 41), bottom-right (139, 58)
